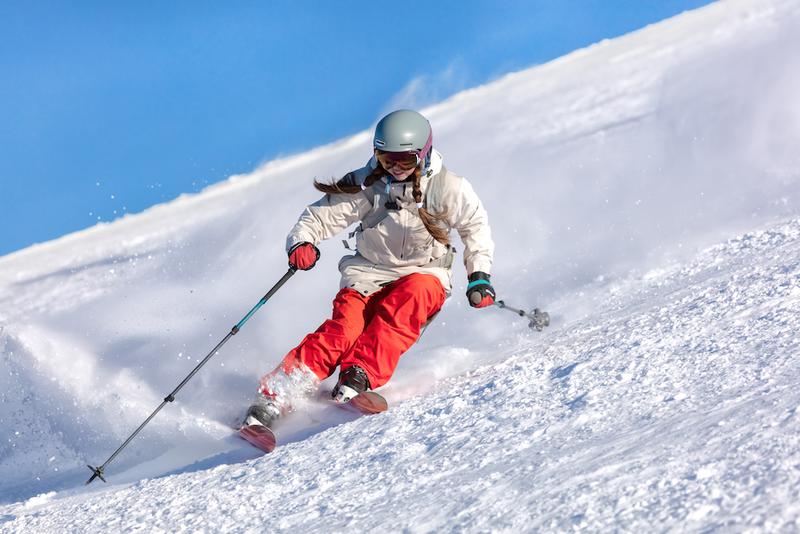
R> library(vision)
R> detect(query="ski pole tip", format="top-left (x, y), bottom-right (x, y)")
top-left (85, 465), bottom-right (107, 485)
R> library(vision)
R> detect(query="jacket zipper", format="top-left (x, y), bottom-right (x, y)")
top-left (400, 205), bottom-right (407, 259)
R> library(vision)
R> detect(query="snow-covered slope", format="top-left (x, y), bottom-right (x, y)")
top-left (2, 0), bottom-right (800, 530)
top-left (6, 216), bottom-right (800, 531)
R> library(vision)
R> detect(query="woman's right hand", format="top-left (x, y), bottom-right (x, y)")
top-left (288, 242), bottom-right (320, 271)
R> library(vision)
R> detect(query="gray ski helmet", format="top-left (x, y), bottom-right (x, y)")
top-left (373, 110), bottom-right (433, 162)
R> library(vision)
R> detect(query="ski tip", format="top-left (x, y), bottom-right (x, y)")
top-left (239, 425), bottom-right (277, 453)
top-left (349, 391), bottom-right (389, 414)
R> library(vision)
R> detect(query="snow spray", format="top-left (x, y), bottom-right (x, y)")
top-left (86, 267), bottom-right (297, 485)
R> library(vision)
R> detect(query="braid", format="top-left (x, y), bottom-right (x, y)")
top-left (411, 169), bottom-right (424, 205)
top-left (413, 170), bottom-right (451, 245)
top-left (314, 166), bottom-right (384, 195)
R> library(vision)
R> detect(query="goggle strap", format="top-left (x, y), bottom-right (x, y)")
top-left (418, 130), bottom-right (433, 163)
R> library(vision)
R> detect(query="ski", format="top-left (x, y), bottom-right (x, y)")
top-left (239, 390), bottom-right (386, 454)
top-left (339, 390), bottom-right (388, 414)
top-left (238, 424), bottom-right (277, 453)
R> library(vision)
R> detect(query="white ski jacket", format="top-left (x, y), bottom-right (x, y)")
top-left (286, 149), bottom-right (494, 296)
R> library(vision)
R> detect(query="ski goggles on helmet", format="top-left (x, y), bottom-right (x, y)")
top-left (373, 126), bottom-right (433, 171)
top-left (375, 149), bottom-right (419, 170)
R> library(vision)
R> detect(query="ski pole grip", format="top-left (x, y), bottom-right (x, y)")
top-left (469, 292), bottom-right (483, 306)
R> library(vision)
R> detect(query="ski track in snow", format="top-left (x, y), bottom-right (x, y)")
top-left (2, 0), bottom-right (800, 530)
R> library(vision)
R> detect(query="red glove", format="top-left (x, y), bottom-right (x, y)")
top-left (466, 272), bottom-right (496, 308)
top-left (288, 242), bottom-right (320, 271)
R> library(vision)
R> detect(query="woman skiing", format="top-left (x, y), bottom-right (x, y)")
top-left (243, 109), bottom-right (495, 429)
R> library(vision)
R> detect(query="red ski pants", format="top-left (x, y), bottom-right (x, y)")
top-left (263, 273), bottom-right (446, 392)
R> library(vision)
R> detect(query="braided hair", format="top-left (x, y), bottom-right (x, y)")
top-left (314, 164), bottom-right (451, 245)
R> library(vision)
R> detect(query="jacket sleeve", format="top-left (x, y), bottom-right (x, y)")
top-left (286, 192), bottom-right (372, 252)
top-left (452, 177), bottom-right (494, 275)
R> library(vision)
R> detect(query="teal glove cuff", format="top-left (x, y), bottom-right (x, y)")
top-left (467, 279), bottom-right (491, 290)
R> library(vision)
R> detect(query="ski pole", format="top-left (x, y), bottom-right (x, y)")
top-left (494, 300), bottom-right (550, 331)
top-left (86, 267), bottom-right (297, 485)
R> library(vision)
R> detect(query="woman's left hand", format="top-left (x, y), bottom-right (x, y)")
top-left (466, 272), bottom-right (496, 308)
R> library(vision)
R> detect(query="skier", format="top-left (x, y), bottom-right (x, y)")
top-left (243, 109), bottom-right (495, 429)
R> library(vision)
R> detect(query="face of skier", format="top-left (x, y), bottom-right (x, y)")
top-left (376, 150), bottom-right (418, 180)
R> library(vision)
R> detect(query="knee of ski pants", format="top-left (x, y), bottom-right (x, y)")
top-left (269, 288), bottom-right (368, 382)
top-left (329, 288), bottom-right (370, 332)
top-left (344, 273), bottom-right (445, 388)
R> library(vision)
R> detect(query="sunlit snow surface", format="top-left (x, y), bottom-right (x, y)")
top-left (2, 0), bottom-right (800, 530)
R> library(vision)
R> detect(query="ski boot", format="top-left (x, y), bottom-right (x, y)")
top-left (331, 365), bottom-right (370, 403)
top-left (242, 395), bottom-right (281, 429)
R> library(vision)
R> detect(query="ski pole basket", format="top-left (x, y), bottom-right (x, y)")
top-left (495, 300), bottom-right (550, 331)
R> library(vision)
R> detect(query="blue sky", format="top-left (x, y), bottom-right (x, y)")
top-left (0, 1), bottom-right (713, 257)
